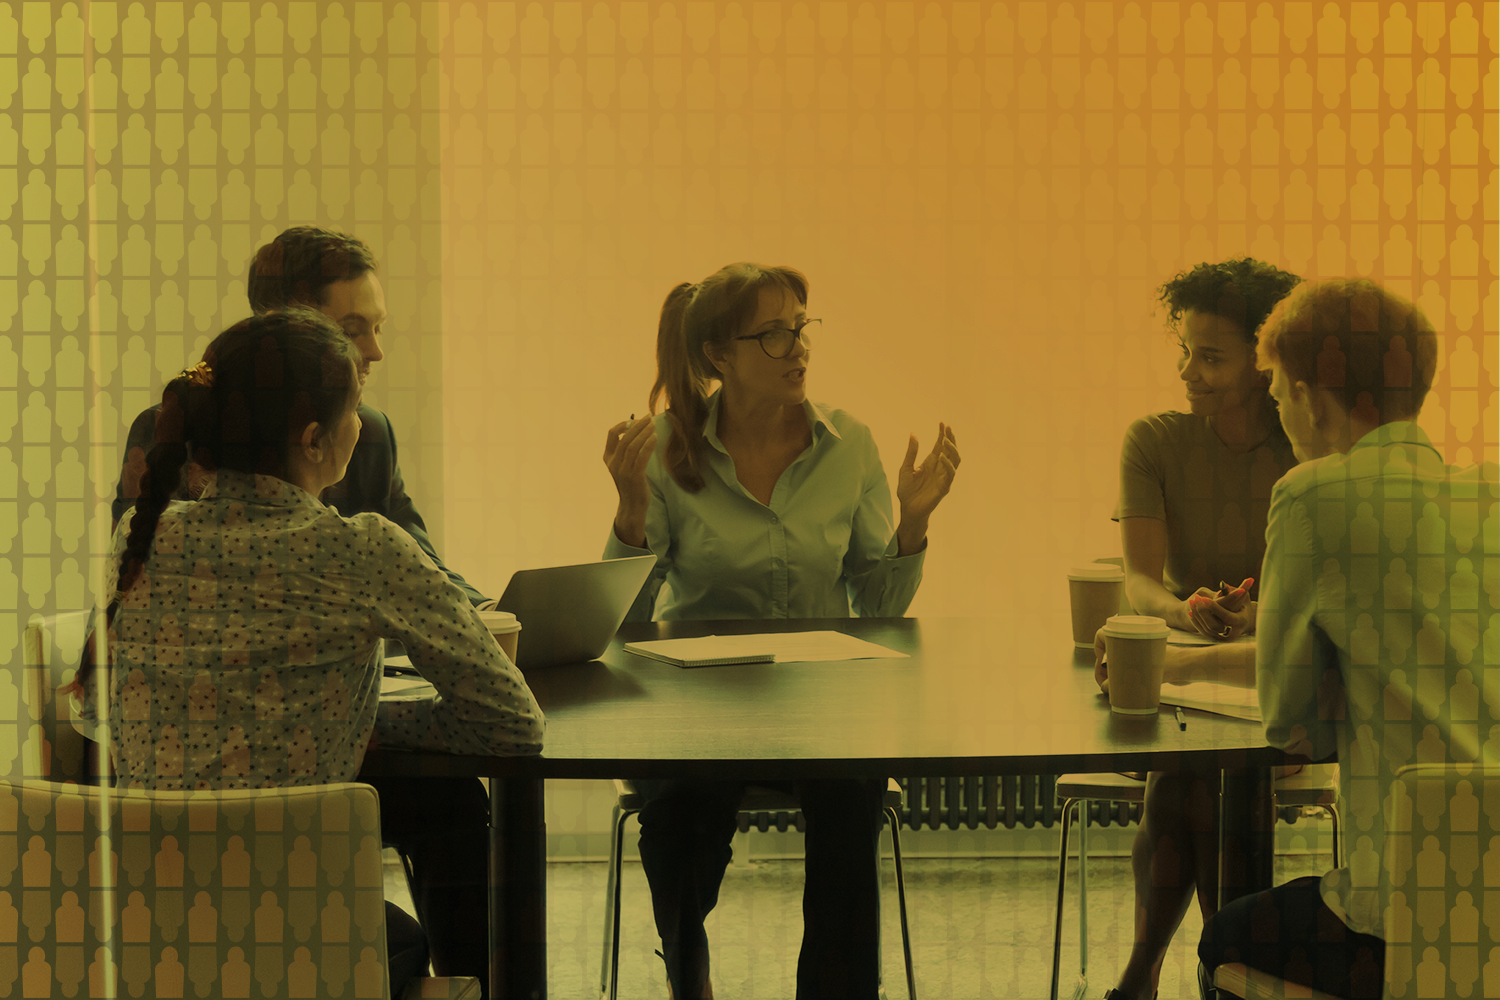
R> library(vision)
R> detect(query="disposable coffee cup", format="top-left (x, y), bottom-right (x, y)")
top-left (1068, 563), bottom-right (1126, 649)
top-left (1101, 615), bottom-right (1169, 715)
top-left (478, 611), bottom-right (523, 664)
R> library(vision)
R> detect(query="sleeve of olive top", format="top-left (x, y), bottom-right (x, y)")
top-left (1114, 416), bottom-right (1169, 522)
top-left (360, 514), bottom-right (545, 757)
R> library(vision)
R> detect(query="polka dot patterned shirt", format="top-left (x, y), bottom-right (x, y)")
top-left (79, 470), bottom-right (545, 791)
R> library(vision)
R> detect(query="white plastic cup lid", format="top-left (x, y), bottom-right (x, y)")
top-left (478, 611), bottom-right (521, 633)
top-left (1068, 563), bottom-right (1125, 582)
top-left (1101, 615), bottom-right (1169, 638)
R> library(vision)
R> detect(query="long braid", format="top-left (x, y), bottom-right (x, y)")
top-left (117, 384), bottom-right (192, 604)
top-left (77, 379), bottom-right (192, 690)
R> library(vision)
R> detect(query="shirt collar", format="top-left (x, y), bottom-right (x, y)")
top-left (702, 389), bottom-right (841, 454)
top-left (1348, 420), bottom-right (1441, 459)
top-left (198, 469), bottom-right (327, 509)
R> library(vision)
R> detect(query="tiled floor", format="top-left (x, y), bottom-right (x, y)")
top-left (384, 846), bottom-right (1329, 999)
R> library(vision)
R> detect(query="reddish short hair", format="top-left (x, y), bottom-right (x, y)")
top-left (1255, 279), bottom-right (1437, 424)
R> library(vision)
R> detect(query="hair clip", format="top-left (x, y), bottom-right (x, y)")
top-left (180, 361), bottom-right (214, 387)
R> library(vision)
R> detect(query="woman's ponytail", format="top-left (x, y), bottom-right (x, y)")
top-left (650, 282), bottom-right (709, 492)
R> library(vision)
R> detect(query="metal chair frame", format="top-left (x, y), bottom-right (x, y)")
top-left (1050, 769), bottom-right (1342, 1000)
top-left (599, 779), bottom-right (916, 1000)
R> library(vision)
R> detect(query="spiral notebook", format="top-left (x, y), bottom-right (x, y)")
top-left (623, 636), bottom-right (776, 668)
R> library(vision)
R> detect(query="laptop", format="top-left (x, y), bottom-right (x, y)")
top-left (494, 555), bottom-right (657, 669)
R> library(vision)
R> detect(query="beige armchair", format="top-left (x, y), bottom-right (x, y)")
top-left (0, 756), bottom-right (479, 999)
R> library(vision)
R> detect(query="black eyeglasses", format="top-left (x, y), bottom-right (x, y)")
top-left (733, 319), bottom-right (821, 359)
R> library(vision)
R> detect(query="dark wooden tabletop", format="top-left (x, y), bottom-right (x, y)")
top-left (362, 617), bottom-right (1289, 779)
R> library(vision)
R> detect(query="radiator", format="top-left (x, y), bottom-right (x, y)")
top-left (733, 775), bottom-right (1143, 834)
top-left (898, 775), bottom-right (1143, 831)
top-left (733, 776), bottom-right (1309, 834)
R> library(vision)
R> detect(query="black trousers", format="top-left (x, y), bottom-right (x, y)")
top-left (385, 901), bottom-right (429, 997)
top-left (1198, 875), bottom-right (1386, 999)
top-left (365, 774), bottom-right (493, 999)
top-left (635, 777), bottom-right (887, 1000)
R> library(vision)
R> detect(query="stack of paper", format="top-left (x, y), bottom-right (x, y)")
top-left (1158, 682), bottom-right (1262, 721)
top-left (625, 631), bottom-right (909, 668)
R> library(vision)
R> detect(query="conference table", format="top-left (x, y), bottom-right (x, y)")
top-left (362, 617), bottom-right (1294, 1000)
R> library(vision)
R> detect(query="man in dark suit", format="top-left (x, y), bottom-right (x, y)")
top-left (112, 227), bottom-right (495, 994)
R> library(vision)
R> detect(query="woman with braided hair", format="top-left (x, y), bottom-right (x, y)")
top-left (67, 310), bottom-right (544, 997)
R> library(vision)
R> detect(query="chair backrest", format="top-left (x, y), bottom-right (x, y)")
top-left (0, 778), bottom-right (393, 999)
top-left (18, 611), bottom-right (95, 783)
top-left (1380, 763), bottom-right (1499, 1000)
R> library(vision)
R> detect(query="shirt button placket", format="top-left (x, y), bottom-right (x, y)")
top-left (770, 509), bottom-right (788, 616)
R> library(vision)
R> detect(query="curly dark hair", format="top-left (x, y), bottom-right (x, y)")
top-left (247, 227), bottom-right (378, 314)
top-left (1156, 258), bottom-right (1302, 342)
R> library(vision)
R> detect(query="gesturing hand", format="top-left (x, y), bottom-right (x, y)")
top-left (603, 416), bottom-right (657, 547)
top-left (896, 422), bottom-right (961, 524)
top-left (1186, 578), bottom-right (1255, 641)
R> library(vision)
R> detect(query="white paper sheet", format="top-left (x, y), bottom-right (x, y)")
top-left (1158, 681), bottom-right (1261, 721)
top-left (380, 673), bottom-right (434, 696)
top-left (627, 631), bottom-right (908, 664)
top-left (730, 630), bottom-right (910, 663)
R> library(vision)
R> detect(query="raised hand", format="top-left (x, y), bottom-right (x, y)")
top-left (896, 421), bottom-right (961, 524)
top-left (603, 416), bottom-right (657, 547)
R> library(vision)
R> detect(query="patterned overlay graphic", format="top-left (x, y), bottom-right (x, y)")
top-left (0, 2), bottom-right (1493, 997)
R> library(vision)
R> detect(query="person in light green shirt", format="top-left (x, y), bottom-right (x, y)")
top-left (600, 262), bottom-right (961, 999)
top-left (1199, 278), bottom-right (1497, 998)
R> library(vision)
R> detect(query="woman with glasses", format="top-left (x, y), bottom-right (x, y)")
top-left (600, 262), bottom-right (960, 999)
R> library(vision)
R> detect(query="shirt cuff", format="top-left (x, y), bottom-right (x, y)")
top-left (885, 534), bottom-right (928, 565)
top-left (604, 529), bottom-right (650, 560)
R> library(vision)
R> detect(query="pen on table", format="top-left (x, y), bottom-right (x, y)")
top-left (1175, 705), bottom-right (1187, 731)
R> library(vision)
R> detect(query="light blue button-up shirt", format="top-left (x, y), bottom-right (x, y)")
top-left (1256, 421), bottom-right (1498, 937)
top-left (604, 392), bottom-right (925, 621)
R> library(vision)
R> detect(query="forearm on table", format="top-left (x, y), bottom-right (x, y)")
top-left (1125, 574), bottom-right (1186, 625)
top-left (1167, 641), bottom-right (1257, 688)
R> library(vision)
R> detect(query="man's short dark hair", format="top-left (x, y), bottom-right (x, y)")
top-left (1156, 258), bottom-right (1303, 342)
top-left (247, 227), bottom-right (378, 315)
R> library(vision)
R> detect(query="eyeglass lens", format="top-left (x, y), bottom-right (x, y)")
top-left (763, 319), bottom-right (819, 358)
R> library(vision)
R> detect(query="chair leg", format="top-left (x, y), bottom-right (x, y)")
top-left (1078, 802), bottom-right (1089, 992)
top-left (600, 804), bottom-right (632, 1000)
top-left (1050, 798), bottom-right (1077, 1000)
top-left (600, 803), bottom-right (620, 996)
top-left (1327, 803), bottom-right (1341, 869)
top-left (884, 805), bottom-right (916, 1000)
